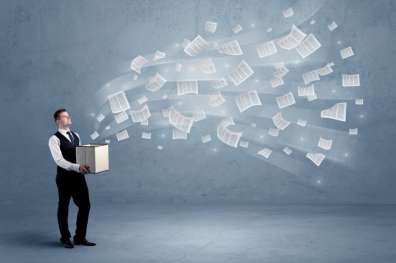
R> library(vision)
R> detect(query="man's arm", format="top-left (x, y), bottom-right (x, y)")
top-left (48, 135), bottom-right (80, 173)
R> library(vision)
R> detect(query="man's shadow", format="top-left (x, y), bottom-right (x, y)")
top-left (5, 230), bottom-right (61, 248)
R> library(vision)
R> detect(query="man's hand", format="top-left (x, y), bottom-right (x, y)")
top-left (79, 164), bottom-right (90, 174)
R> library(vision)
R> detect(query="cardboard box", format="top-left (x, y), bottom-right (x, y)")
top-left (76, 144), bottom-right (109, 174)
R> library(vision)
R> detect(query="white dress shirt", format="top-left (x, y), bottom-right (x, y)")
top-left (48, 127), bottom-right (81, 173)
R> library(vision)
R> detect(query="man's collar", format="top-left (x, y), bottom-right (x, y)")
top-left (58, 127), bottom-right (71, 133)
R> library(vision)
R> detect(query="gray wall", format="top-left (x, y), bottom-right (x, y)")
top-left (1, 0), bottom-right (395, 204)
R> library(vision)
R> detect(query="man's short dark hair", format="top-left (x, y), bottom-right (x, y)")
top-left (53, 108), bottom-right (67, 122)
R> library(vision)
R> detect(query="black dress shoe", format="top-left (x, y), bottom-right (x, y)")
top-left (73, 238), bottom-right (96, 246)
top-left (60, 238), bottom-right (74, 248)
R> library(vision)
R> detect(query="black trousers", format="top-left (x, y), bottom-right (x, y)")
top-left (56, 172), bottom-right (91, 241)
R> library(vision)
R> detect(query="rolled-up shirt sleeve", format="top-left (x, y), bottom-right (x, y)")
top-left (48, 135), bottom-right (80, 173)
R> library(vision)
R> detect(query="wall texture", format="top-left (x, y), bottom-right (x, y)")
top-left (0, 0), bottom-right (395, 204)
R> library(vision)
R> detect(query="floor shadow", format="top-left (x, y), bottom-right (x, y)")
top-left (3, 230), bottom-right (63, 248)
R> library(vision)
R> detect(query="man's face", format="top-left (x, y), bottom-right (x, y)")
top-left (57, 111), bottom-right (72, 128)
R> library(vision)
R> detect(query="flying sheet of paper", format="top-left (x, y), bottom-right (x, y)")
top-left (320, 102), bottom-right (347, 122)
top-left (192, 110), bottom-right (206, 122)
top-left (297, 119), bottom-right (307, 127)
top-left (137, 95), bottom-right (148, 105)
top-left (236, 90), bottom-right (262, 112)
top-left (184, 35), bottom-right (209, 56)
top-left (90, 131), bottom-right (99, 140)
top-left (172, 128), bottom-right (188, 140)
top-left (328, 21), bottom-right (338, 31)
top-left (201, 134), bottom-right (212, 143)
top-left (296, 34), bottom-right (322, 59)
top-left (271, 77), bottom-right (284, 88)
top-left (217, 118), bottom-right (242, 148)
top-left (169, 107), bottom-right (195, 133)
top-left (355, 98), bottom-right (364, 105)
top-left (318, 137), bottom-right (333, 150)
top-left (153, 50), bottom-right (166, 61)
top-left (205, 21), bottom-right (218, 33)
top-left (272, 112), bottom-right (290, 130)
top-left (232, 24), bottom-right (243, 34)
top-left (276, 92), bottom-right (296, 109)
top-left (349, 128), bottom-right (358, 135)
top-left (273, 63), bottom-right (289, 79)
top-left (268, 128), bottom-right (279, 137)
top-left (277, 25), bottom-right (307, 50)
top-left (298, 84), bottom-right (315, 97)
top-left (210, 78), bottom-right (228, 89)
top-left (96, 113), bottom-right (105, 123)
top-left (218, 40), bottom-right (243, 56)
top-left (228, 60), bottom-right (254, 86)
top-left (108, 91), bottom-right (131, 114)
top-left (306, 152), bottom-right (325, 166)
top-left (318, 63), bottom-right (334, 76)
top-left (146, 73), bottom-right (166, 92)
top-left (302, 70), bottom-right (320, 85)
top-left (239, 140), bottom-right (249, 148)
top-left (177, 81), bottom-right (199, 96)
top-left (340, 46), bottom-right (354, 59)
top-left (282, 7), bottom-right (294, 18)
top-left (283, 147), bottom-right (293, 155)
top-left (256, 40), bottom-right (278, 58)
top-left (342, 74), bottom-right (360, 87)
top-left (208, 91), bottom-right (226, 107)
top-left (114, 111), bottom-right (129, 124)
top-left (194, 58), bottom-right (217, 74)
top-left (116, 129), bottom-right (129, 142)
top-left (257, 148), bottom-right (272, 159)
top-left (130, 104), bottom-right (151, 123)
top-left (141, 132), bottom-right (152, 140)
top-left (130, 55), bottom-right (149, 74)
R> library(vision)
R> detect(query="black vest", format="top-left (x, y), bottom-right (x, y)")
top-left (54, 130), bottom-right (80, 176)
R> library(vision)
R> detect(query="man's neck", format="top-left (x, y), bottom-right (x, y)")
top-left (58, 127), bottom-right (71, 132)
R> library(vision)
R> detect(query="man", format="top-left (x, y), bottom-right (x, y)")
top-left (48, 108), bottom-right (96, 248)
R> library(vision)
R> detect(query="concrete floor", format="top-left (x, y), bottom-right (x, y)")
top-left (0, 202), bottom-right (395, 263)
